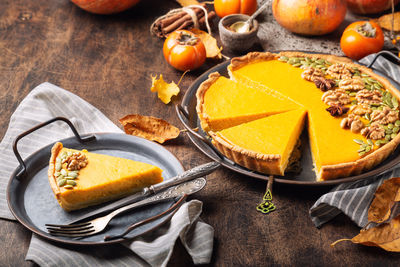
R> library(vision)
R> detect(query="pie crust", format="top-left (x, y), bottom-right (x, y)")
top-left (197, 51), bottom-right (400, 180)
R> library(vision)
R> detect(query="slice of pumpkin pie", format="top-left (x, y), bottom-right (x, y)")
top-left (210, 109), bottom-right (307, 176)
top-left (196, 72), bottom-right (300, 132)
top-left (48, 142), bottom-right (163, 211)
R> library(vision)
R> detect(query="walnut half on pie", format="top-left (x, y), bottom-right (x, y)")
top-left (196, 51), bottom-right (400, 181)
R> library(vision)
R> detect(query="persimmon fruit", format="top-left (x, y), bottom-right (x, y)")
top-left (340, 21), bottom-right (384, 60)
top-left (214, 0), bottom-right (257, 18)
top-left (163, 30), bottom-right (206, 71)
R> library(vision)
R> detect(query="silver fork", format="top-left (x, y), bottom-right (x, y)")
top-left (45, 178), bottom-right (206, 238)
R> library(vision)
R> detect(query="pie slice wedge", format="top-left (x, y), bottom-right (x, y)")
top-left (210, 109), bottom-right (307, 176)
top-left (196, 72), bottom-right (300, 132)
top-left (48, 142), bottom-right (163, 211)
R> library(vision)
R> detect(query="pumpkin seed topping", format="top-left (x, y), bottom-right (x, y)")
top-left (66, 180), bottom-right (76, 186)
top-left (55, 162), bottom-right (61, 171)
top-left (68, 171), bottom-right (78, 178)
top-left (278, 56), bottom-right (289, 62)
top-left (353, 139), bottom-right (364, 145)
top-left (58, 179), bottom-right (66, 187)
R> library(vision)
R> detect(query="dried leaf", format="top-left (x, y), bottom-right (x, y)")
top-left (150, 74), bottom-right (180, 104)
top-left (176, 0), bottom-right (200, 6)
top-left (191, 28), bottom-right (222, 59)
top-left (368, 177), bottom-right (400, 223)
top-left (374, 12), bottom-right (400, 32)
top-left (119, 114), bottom-right (180, 144)
top-left (355, 215), bottom-right (400, 252)
top-left (331, 214), bottom-right (400, 252)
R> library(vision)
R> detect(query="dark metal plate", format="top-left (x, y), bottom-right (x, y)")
top-left (179, 54), bottom-right (400, 186)
top-left (7, 133), bottom-right (184, 245)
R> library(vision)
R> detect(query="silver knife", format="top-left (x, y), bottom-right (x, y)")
top-left (68, 161), bottom-right (220, 224)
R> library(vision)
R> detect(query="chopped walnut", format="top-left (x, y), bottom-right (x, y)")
top-left (340, 114), bottom-right (364, 133)
top-left (301, 68), bottom-right (324, 82)
top-left (350, 103), bottom-right (372, 115)
top-left (339, 77), bottom-right (365, 91)
top-left (370, 106), bottom-right (399, 124)
top-left (326, 63), bottom-right (353, 79)
top-left (314, 77), bottom-right (336, 91)
top-left (361, 122), bottom-right (385, 140)
top-left (321, 89), bottom-right (351, 106)
top-left (63, 152), bottom-right (88, 171)
top-left (356, 89), bottom-right (382, 105)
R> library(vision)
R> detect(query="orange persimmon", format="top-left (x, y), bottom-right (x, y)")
top-left (214, 0), bottom-right (257, 18)
top-left (340, 21), bottom-right (384, 60)
top-left (163, 30), bottom-right (206, 71)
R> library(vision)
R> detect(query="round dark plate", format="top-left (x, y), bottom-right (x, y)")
top-left (179, 54), bottom-right (400, 186)
top-left (7, 133), bottom-right (184, 245)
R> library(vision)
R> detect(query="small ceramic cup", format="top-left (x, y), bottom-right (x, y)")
top-left (218, 14), bottom-right (259, 53)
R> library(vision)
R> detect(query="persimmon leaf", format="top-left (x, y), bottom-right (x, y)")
top-left (119, 114), bottom-right (180, 144)
top-left (191, 28), bottom-right (222, 59)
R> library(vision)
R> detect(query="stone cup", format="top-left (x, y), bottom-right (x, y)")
top-left (218, 14), bottom-right (259, 53)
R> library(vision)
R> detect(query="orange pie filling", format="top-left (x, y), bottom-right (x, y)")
top-left (197, 52), bottom-right (400, 180)
top-left (196, 72), bottom-right (299, 131)
top-left (211, 110), bottom-right (306, 175)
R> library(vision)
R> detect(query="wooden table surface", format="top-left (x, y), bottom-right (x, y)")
top-left (1, 0), bottom-right (400, 266)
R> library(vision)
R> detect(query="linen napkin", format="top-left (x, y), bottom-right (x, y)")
top-left (0, 83), bottom-right (214, 266)
top-left (310, 53), bottom-right (400, 228)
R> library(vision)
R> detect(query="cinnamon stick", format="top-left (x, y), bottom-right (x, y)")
top-left (151, 7), bottom-right (215, 38)
top-left (162, 7), bottom-right (205, 33)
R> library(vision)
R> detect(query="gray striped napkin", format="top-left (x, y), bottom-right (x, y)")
top-left (310, 53), bottom-right (400, 228)
top-left (0, 83), bottom-right (213, 266)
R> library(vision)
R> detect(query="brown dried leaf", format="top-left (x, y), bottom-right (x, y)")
top-left (374, 12), bottom-right (400, 32)
top-left (150, 74), bottom-right (180, 104)
top-left (331, 214), bottom-right (400, 252)
top-left (119, 114), bottom-right (180, 144)
top-left (191, 28), bottom-right (222, 59)
top-left (368, 177), bottom-right (400, 223)
top-left (354, 215), bottom-right (400, 251)
top-left (176, 0), bottom-right (200, 6)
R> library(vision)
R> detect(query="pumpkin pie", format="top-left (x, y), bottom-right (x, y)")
top-left (197, 51), bottom-right (400, 181)
top-left (48, 142), bottom-right (163, 211)
top-left (211, 109), bottom-right (306, 175)
top-left (196, 72), bottom-right (299, 132)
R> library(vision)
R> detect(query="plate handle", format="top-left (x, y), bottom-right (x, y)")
top-left (175, 104), bottom-right (229, 163)
top-left (12, 117), bottom-right (96, 180)
top-left (367, 51), bottom-right (400, 68)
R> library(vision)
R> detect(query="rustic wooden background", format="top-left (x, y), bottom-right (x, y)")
top-left (1, 0), bottom-right (400, 266)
